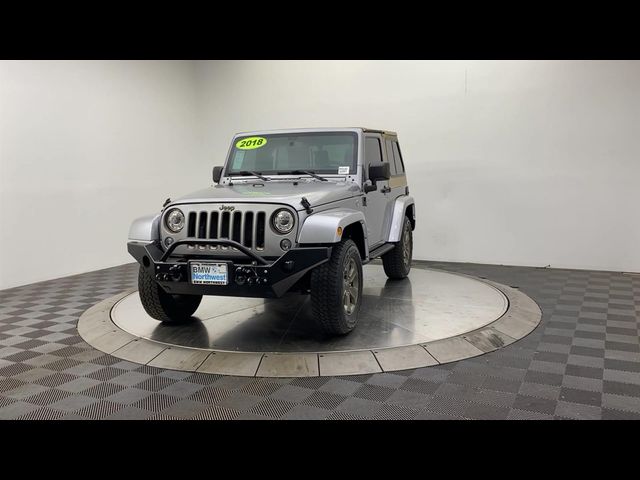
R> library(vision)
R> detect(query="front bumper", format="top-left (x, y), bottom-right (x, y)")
top-left (127, 239), bottom-right (331, 298)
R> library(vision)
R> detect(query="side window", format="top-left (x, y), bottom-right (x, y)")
top-left (364, 137), bottom-right (382, 180)
top-left (392, 141), bottom-right (405, 174)
top-left (385, 140), bottom-right (397, 176)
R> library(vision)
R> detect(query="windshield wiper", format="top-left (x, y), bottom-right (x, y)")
top-left (234, 171), bottom-right (270, 181)
top-left (291, 170), bottom-right (328, 181)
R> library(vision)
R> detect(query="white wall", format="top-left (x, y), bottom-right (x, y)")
top-left (195, 60), bottom-right (640, 273)
top-left (1, 60), bottom-right (639, 290)
top-left (0, 61), bottom-right (204, 289)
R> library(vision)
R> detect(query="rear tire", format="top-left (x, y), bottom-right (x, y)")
top-left (382, 216), bottom-right (413, 279)
top-left (310, 239), bottom-right (363, 335)
top-left (138, 266), bottom-right (202, 323)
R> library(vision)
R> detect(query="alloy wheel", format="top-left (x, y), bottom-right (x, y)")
top-left (342, 256), bottom-right (359, 315)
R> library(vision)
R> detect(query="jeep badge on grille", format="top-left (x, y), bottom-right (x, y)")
top-left (219, 205), bottom-right (235, 211)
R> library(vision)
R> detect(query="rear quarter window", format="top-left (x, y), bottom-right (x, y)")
top-left (385, 140), bottom-right (397, 175)
top-left (392, 141), bottom-right (405, 174)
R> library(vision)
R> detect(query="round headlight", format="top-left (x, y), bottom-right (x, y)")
top-left (271, 209), bottom-right (295, 234)
top-left (165, 208), bottom-right (185, 233)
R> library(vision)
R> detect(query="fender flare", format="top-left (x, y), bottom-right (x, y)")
top-left (388, 195), bottom-right (415, 242)
top-left (128, 213), bottom-right (160, 242)
top-left (298, 209), bottom-right (367, 245)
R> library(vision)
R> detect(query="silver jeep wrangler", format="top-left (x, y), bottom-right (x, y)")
top-left (127, 128), bottom-right (415, 335)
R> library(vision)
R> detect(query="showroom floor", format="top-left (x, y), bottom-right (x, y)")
top-left (0, 261), bottom-right (639, 420)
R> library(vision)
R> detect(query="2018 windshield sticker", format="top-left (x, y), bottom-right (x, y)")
top-left (338, 166), bottom-right (350, 175)
top-left (236, 137), bottom-right (267, 150)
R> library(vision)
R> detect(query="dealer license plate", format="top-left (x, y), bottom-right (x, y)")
top-left (190, 262), bottom-right (229, 285)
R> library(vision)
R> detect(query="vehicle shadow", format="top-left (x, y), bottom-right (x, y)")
top-left (145, 270), bottom-right (418, 352)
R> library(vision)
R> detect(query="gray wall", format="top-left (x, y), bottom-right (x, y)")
top-left (196, 60), bottom-right (640, 273)
top-left (0, 61), bottom-right (205, 289)
top-left (1, 60), bottom-right (639, 290)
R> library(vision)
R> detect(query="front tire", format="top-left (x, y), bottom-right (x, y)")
top-left (382, 215), bottom-right (413, 279)
top-left (310, 239), bottom-right (363, 335)
top-left (138, 266), bottom-right (202, 323)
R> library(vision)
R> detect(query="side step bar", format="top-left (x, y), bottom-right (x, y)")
top-left (367, 243), bottom-right (395, 262)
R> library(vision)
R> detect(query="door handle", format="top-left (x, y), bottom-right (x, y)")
top-left (381, 185), bottom-right (391, 194)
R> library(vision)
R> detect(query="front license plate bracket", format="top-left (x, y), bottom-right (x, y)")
top-left (189, 261), bottom-right (231, 285)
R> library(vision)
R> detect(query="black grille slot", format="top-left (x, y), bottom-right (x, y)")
top-left (197, 212), bottom-right (207, 238)
top-left (243, 212), bottom-right (254, 247)
top-left (187, 212), bottom-right (197, 237)
top-left (256, 212), bottom-right (266, 249)
top-left (220, 211), bottom-right (230, 238)
top-left (232, 211), bottom-right (242, 243)
top-left (209, 211), bottom-right (219, 239)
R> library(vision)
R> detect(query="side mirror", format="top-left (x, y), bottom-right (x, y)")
top-left (368, 162), bottom-right (391, 182)
top-left (212, 166), bottom-right (223, 183)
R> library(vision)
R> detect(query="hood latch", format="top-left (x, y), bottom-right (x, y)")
top-left (301, 197), bottom-right (313, 214)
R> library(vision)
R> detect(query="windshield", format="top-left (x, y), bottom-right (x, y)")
top-left (226, 132), bottom-right (357, 177)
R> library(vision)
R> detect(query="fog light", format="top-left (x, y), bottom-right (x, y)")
top-left (280, 238), bottom-right (292, 251)
top-left (165, 237), bottom-right (174, 247)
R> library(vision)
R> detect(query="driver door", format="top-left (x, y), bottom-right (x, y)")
top-left (363, 134), bottom-right (391, 248)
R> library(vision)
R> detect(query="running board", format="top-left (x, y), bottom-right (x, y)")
top-left (367, 243), bottom-right (395, 261)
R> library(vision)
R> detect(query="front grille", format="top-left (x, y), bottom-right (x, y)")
top-left (186, 208), bottom-right (267, 250)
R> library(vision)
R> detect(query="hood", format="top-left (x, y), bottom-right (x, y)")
top-left (171, 180), bottom-right (361, 210)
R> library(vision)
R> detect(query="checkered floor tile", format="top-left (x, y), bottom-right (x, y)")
top-left (1, 261), bottom-right (639, 420)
